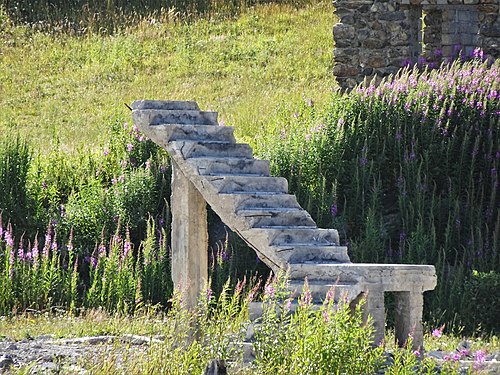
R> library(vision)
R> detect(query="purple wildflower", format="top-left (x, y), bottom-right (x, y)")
top-left (127, 143), bottom-right (133, 152)
top-left (91, 256), bottom-right (98, 269)
top-left (123, 234), bottom-right (132, 259)
top-left (206, 287), bottom-right (213, 301)
top-left (401, 58), bottom-right (412, 67)
top-left (4, 224), bottom-right (14, 247)
top-left (103, 148), bottom-right (109, 156)
top-left (432, 327), bottom-right (443, 338)
top-left (264, 283), bottom-right (275, 299)
top-left (0, 215), bottom-right (3, 238)
top-left (474, 349), bottom-right (486, 370)
top-left (32, 237), bottom-right (39, 266)
top-left (17, 242), bottom-right (25, 261)
top-left (330, 204), bottom-right (338, 218)
top-left (322, 309), bottom-right (329, 323)
top-left (359, 157), bottom-right (367, 167)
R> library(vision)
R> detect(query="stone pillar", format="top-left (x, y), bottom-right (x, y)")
top-left (362, 289), bottom-right (386, 346)
top-left (171, 160), bottom-right (208, 309)
top-left (394, 291), bottom-right (424, 350)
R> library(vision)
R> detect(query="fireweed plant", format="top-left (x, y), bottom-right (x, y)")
top-left (259, 58), bottom-right (499, 334)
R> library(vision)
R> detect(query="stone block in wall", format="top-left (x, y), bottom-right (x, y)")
top-left (362, 38), bottom-right (388, 49)
top-left (333, 23), bottom-right (357, 39)
top-left (464, 0), bottom-right (480, 4)
top-left (379, 11), bottom-right (407, 21)
top-left (482, 37), bottom-right (500, 55)
top-left (360, 51), bottom-right (389, 69)
top-left (478, 13), bottom-right (498, 25)
top-left (333, 63), bottom-right (360, 77)
top-left (448, 0), bottom-right (464, 4)
top-left (481, 24), bottom-right (500, 37)
top-left (478, 3), bottom-right (499, 12)
top-left (333, 48), bottom-right (361, 65)
top-left (387, 46), bottom-right (412, 59)
top-left (390, 31), bottom-right (412, 46)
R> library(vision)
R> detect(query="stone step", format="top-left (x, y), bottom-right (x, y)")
top-left (205, 176), bottom-right (288, 194)
top-left (288, 279), bottom-right (362, 303)
top-left (217, 193), bottom-right (302, 211)
top-left (288, 262), bottom-right (355, 281)
top-left (133, 109), bottom-right (218, 126)
top-left (287, 263), bottom-right (437, 287)
top-left (131, 100), bottom-right (200, 111)
top-left (171, 141), bottom-right (253, 159)
top-left (248, 228), bottom-right (340, 247)
top-left (145, 124), bottom-right (236, 144)
top-left (187, 158), bottom-right (270, 176)
top-left (273, 244), bottom-right (350, 263)
top-left (235, 208), bottom-right (316, 229)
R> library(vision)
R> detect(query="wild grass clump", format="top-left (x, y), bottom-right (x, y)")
top-left (84, 274), bottom-right (388, 374)
top-left (0, 0), bottom-right (315, 35)
top-left (260, 58), bottom-right (499, 334)
top-left (0, 216), bottom-right (172, 315)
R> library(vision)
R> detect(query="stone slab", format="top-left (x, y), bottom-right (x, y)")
top-left (131, 100), bottom-right (200, 111)
top-left (188, 158), bottom-right (270, 176)
top-left (133, 109), bottom-right (218, 126)
top-left (144, 124), bottom-right (236, 144)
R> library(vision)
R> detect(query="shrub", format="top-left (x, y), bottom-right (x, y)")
top-left (259, 58), bottom-right (499, 332)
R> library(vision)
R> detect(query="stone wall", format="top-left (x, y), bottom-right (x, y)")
top-left (332, 0), bottom-right (500, 88)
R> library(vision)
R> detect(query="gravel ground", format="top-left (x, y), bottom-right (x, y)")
top-left (1, 334), bottom-right (499, 374)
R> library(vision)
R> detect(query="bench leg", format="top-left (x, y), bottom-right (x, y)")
top-left (361, 289), bottom-right (385, 346)
top-left (394, 291), bottom-right (424, 350)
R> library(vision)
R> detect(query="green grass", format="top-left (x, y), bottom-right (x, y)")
top-left (0, 1), bottom-right (336, 150)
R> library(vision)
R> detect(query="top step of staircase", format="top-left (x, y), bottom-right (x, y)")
top-left (132, 100), bottom-right (200, 111)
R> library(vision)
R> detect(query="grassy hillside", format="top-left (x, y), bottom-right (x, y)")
top-left (0, 2), bottom-right (336, 150)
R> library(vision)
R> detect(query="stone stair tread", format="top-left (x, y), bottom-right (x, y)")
top-left (142, 124), bottom-right (236, 143)
top-left (273, 244), bottom-right (350, 263)
top-left (131, 100), bottom-right (200, 111)
top-left (133, 109), bottom-right (218, 126)
top-left (205, 176), bottom-right (288, 194)
top-left (237, 207), bottom-right (304, 213)
top-left (170, 141), bottom-right (254, 159)
top-left (258, 225), bottom-right (317, 229)
top-left (217, 193), bottom-right (302, 212)
top-left (187, 158), bottom-right (270, 176)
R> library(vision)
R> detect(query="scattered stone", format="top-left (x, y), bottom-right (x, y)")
top-left (0, 354), bottom-right (14, 370)
top-left (204, 359), bottom-right (227, 375)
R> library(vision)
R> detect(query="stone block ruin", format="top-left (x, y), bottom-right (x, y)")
top-left (132, 100), bottom-right (437, 349)
top-left (333, 0), bottom-right (500, 88)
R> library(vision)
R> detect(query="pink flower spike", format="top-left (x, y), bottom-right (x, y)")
top-left (432, 326), bottom-right (443, 338)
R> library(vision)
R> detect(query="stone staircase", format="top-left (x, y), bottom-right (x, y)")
top-left (132, 100), bottom-right (437, 349)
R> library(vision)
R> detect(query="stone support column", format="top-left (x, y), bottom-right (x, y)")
top-left (394, 291), bottom-right (424, 350)
top-left (171, 159), bottom-right (208, 309)
top-left (362, 289), bottom-right (385, 346)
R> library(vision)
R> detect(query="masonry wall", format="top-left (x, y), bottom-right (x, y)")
top-left (332, 0), bottom-right (500, 88)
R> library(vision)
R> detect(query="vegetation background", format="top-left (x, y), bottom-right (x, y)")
top-left (0, 0), bottom-right (499, 341)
